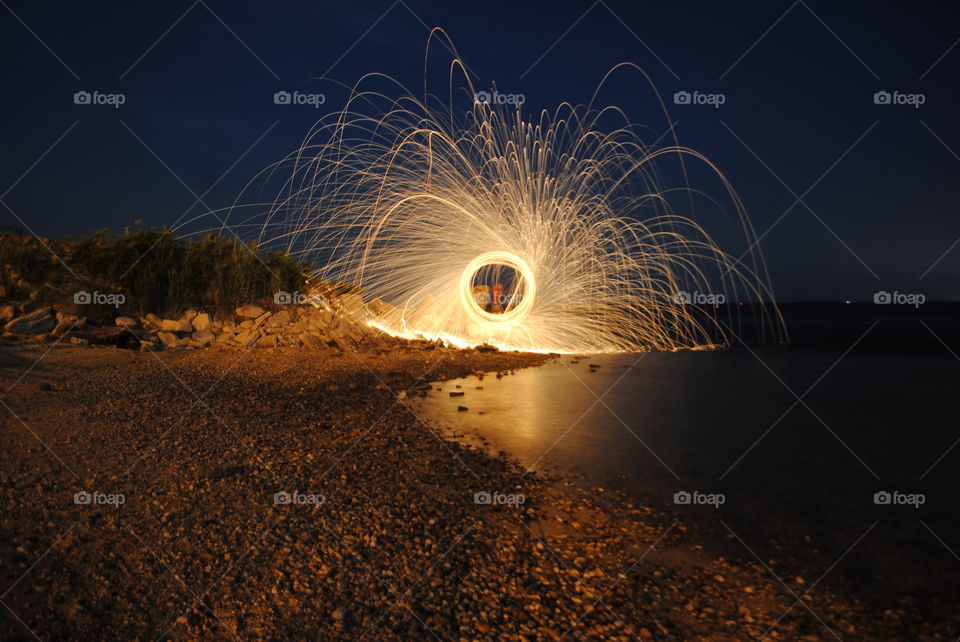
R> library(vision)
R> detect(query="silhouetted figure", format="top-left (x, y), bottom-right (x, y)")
top-left (492, 281), bottom-right (504, 313)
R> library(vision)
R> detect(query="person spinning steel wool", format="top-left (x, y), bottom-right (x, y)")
top-left (492, 281), bottom-right (504, 314)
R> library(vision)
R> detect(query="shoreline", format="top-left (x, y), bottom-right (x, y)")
top-left (0, 342), bottom-right (941, 639)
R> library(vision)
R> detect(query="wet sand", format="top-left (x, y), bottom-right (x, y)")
top-left (0, 343), bottom-right (945, 640)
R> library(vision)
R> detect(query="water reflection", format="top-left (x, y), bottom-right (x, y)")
top-left (411, 349), bottom-right (960, 500)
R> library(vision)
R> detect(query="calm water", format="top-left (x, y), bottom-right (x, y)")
top-left (413, 349), bottom-right (960, 493)
top-left (412, 345), bottom-right (960, 601)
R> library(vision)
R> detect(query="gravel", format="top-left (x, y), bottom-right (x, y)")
top-left (0, 343), bottom-right (933, 640)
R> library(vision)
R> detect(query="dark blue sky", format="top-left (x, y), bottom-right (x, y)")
top-left (1, 1), bottom-right (958, 301)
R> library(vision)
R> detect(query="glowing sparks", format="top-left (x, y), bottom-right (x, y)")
top-left (250, 31), bottom-right (785, 353)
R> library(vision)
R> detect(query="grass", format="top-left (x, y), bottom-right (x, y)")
top-left (0, 226), bottom-right (312, 321)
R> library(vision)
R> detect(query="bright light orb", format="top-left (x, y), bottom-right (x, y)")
top-left (459, 251), bottom-right (536, 324)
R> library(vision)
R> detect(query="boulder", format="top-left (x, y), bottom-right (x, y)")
top-left (236, 304), bottom-right (265, 319)
top-left (4, 307), bottom-right (55, 335)
top-left (257, 334), bottom-right (279, 348)
top-left (191, 329), bottom-right (214, 346)
top-left (157, 331), bottom-right (178, 347)
top-left (252, 311), bottom-right (272, 330)
top-left (180, 309), bottom-right (198, 324)
top-left (161, 319), bottom-right (191, 333)
top-left (70, 336), bottom-right (89, 346)
top-left (192, 312), bottom-right (211, 332)
top-left (115, 316), bottom-right (138, 329)
top-left (264, 309), bottom-right (290, 330)
top-left (144, 313), bottom-right (162, 328)
top-left (235, 330), bottom-right (260, 347)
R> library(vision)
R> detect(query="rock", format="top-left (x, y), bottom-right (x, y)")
top-left (215, 333), bottom-right (238, 348)
top-left (257, 334), bottom-right (278, 348)
top-left (300, 332), bottom-right (325, 349)
top-left (235, 330), bottom-right (261, 348)
top-left (180, 309), bottom-right (198, 324)
top-left (264, 310), bottom-right (290, 330)
top-left (144, 313), bottom-right (162, 328)
top-left (160, 319), bottom-right (190, 332)
top-left (157, 331), bottom-right (177, 347)
top-left (115, 316), bottom-right (138, 329)
top-left (192, 312), bottom-right (211, 332)
top-left (367, 298), bottom-right (397, 317)
top-left (475, 343), bottom-right (498, 352)
top-left (4, 307), bottom-right (55, 335)
top-left (457, 406), bottom-right (468, 412)
top-left (52, 314), bottom-right (80, 335)
top-left (0, 304), bottom-right (18, 323)
top-left (337, 292), bottom-right (365, 314)
top-left (236, 304), bottom-right (265, 319)
top-left (69, 337), bottom-right (89, 346)
top-left (191, 330), bottom-right (214, 345)
top-left (168, 338), bottom-right (191, 349)
top-left (252, 311), bottom-right (272, 330)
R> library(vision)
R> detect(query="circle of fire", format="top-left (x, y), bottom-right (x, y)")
top-left (460, 252), bottom-right (535, 325)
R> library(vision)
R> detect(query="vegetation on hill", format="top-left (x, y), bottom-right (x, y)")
top-left (0, 226), bottom-right (312, 319)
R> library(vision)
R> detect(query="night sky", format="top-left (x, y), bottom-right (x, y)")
top-left (1, 1), bottom-right (958, 301)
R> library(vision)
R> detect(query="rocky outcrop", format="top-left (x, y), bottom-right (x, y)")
top-left (0, 294), bottom-right (413, 355)
top-left (112, 297), bottom-right (403, 353)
